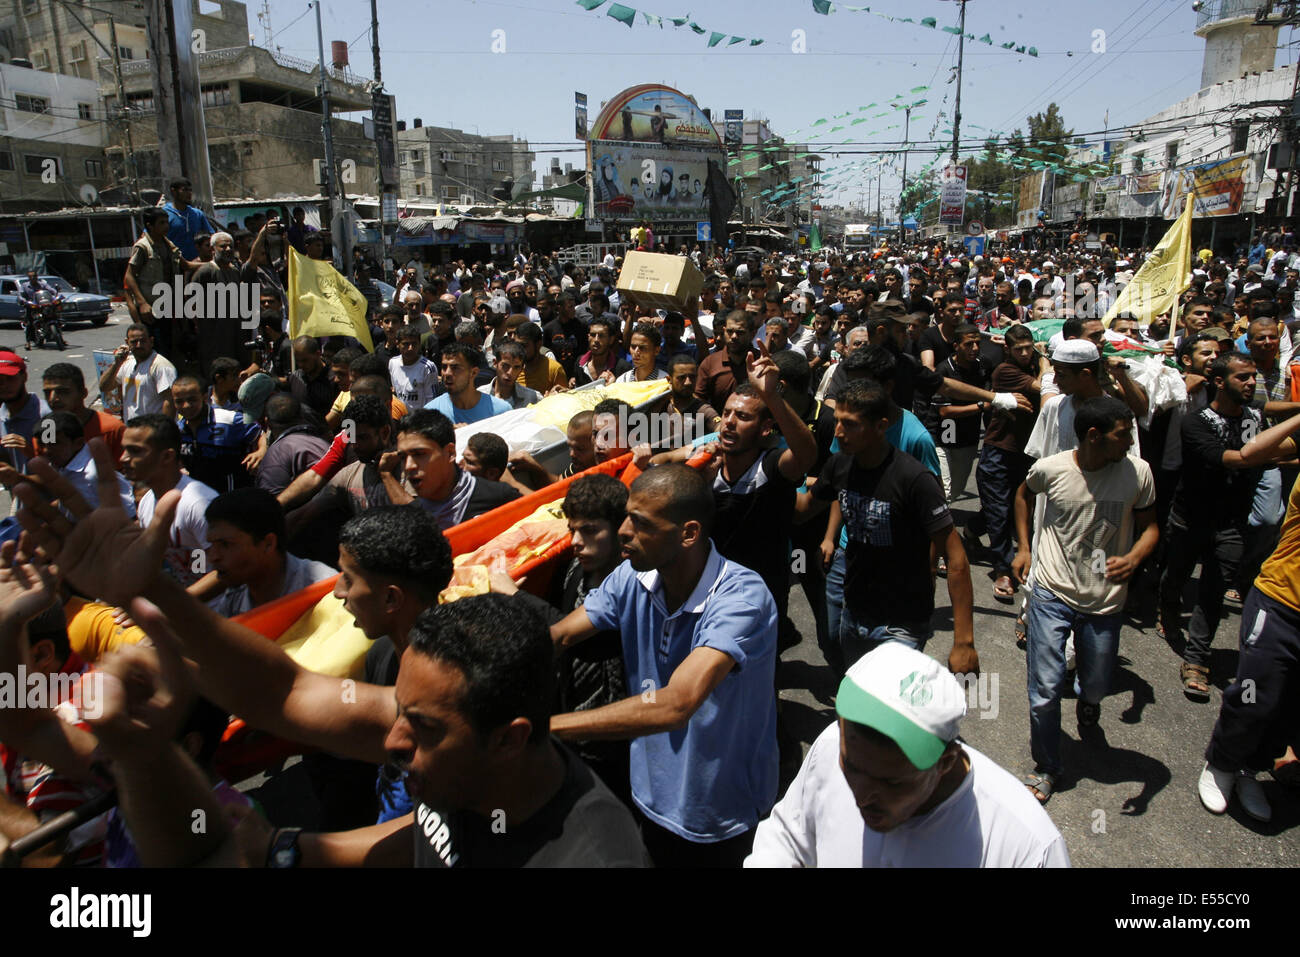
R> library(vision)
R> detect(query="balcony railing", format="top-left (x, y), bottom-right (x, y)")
top-left (1196, 0), bottom-right (1270, 29)
top-left (113, 46), bottom-right (369, 87)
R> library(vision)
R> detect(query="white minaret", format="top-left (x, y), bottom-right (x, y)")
top-left (1195, 0), bottom-right (1280, 88)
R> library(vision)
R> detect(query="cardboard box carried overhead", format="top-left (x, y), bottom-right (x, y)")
top-left (616, 251), bottom-right (704, 312)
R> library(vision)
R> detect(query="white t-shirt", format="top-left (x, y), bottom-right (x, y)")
top-left (389, 356), bottom-right (440, 409)
top-left (745, 723), bottom-right (1070, 868)
top-left (1025, 394), bottom-right (1142, 462)
top-left (1025, 450), bottom-right (1155, 615)
top-left (117, 352), bottom-right (177, 421)
top-left (137, 474), bottom-right (218, 586)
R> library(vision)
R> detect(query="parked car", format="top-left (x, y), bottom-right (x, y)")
top-left (0, 274), bottom-right (112, 327)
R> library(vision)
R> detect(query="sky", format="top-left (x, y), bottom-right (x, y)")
top-left (255, 0), bottom-right (1295, 212)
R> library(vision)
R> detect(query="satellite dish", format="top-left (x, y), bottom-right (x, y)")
top-left (78, 183), bottom-right (100, 206)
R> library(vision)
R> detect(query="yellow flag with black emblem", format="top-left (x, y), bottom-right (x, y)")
top-left (287, 245), bottom-right (374, 351)
top-left (1102, 193), bottom-right (1192, 328)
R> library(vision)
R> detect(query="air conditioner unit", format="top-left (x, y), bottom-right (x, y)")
top-left (460, 193), bottom-right (473, 205)
top-left (31, 49), bottom-right (49, 70)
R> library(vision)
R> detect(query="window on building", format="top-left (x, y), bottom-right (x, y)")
top-left (201, 83), bottom-right (230, 108)
top-left (23, 154), bottom-right (61, 177)
top-left (1232, 121), bottom-right (1250, 155)
top-left (118, 46), bottom-right (135, 61)
top-left (69, 40), bottom-right (88, 63)
top-left (438, 150), bottom-right (452, 163)
top-left (0, 152), bottom-right (13, 172)
top-left (85, 158), bottom-right (104, 178)
top-left (400, 151), bottom-right (408, 164)
top-left (411, 150), bottom-right (422, 163)
top-left (30, 50), bottom-right (49, 70)
top-left (126, 91), bottom-right (154, 112)
top-left (442, 185), bottom-right (459, 202)
top-left (465, 152), bottom-right (478, 166)
top-left (492, 159), bottom-right (505, 172)
top-left (21, 0), bottom-right (40, 14)
top-left (78, 102), bottom-right (94, 120)
top-left (414, 183), bottom-right (423, 195)
top-left (15, 93), bottom-right (49, 114)
top-left (1165, 141), bottom-right (1178, 168)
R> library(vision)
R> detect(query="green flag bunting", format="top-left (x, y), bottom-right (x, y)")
top-left (607, 3), bottom-right (636, 26)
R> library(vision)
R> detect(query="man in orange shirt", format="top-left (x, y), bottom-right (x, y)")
top-left (42, 363), bottom-right (126, 465)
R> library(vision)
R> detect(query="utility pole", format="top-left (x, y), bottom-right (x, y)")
top-left (899, 106), bottom-right (910, 244)
top-left (314, 1), bottom-right (347, 273)
top-left (106, 17), bottom-right (138, 202)
top-left (951, 0), bottom-right (968, 163)
top-left (144, 0), bottom-right (214, 214)
top-left (369, 0), bottom-right (396, 282)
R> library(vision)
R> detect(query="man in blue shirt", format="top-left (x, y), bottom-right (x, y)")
top-left (424, 343), bottom-right (510, 425)
top-left (163, 177), bottom-right (214, 260)
top-left (550, 464), bottom-right (779, 867)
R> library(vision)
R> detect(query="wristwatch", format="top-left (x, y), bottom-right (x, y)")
top-left (267, 827), bottom-right (303, 869)
top-left (977, 400), bottom-right (987, 413)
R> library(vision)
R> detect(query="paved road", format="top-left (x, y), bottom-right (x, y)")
top-left (778, 497), bottom-right (1299, 868)
top-left (6, 309), bottom-right (1297, 865)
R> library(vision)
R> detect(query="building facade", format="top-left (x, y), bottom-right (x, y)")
top-left (396, 121), bottom-right (535, 205)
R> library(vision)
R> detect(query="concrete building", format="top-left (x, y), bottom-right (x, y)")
top-left (726, 119), bottom-right (822, 230)
top-left (110, 44), bottom-right (377, 200)
top-left (0, 0), bottom-right (381, 205)
top-left (396, 120), bottom-right (535, 205)
top-left (0, 61), bottom-right (109, 211)
top-left (1016, 2), bottom-right (1294, 248)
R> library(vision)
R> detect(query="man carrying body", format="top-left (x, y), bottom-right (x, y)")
top-left (549, 465), bottom-right (779, 866)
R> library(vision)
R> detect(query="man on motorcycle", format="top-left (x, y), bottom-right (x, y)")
top-left (18, 270), bottom-right (60, 349)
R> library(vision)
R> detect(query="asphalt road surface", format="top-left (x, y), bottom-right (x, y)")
top-left (6, 306), bottom-right (1297, 866)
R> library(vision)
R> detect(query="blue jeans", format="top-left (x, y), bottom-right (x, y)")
top-left (823, 547), bottom-right (847, 676)
top-left (1025, 583), bottom-right (1121, 777)
top-left (840, 600), bottom-right (932, 670)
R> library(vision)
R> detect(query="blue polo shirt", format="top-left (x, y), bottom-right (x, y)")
top-left (581, 543), bottom-right (779, 842)
top-left (424, 390), bottom-right (510, 425)
top-left (163, 201), bottom-right (213, 259)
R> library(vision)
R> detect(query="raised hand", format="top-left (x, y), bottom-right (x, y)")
top-left (11, 439), bottom-right (179, 608)
top-left (745, 338), bottom-right (780, 399)
top-left (0, 534), bottom-right (59, 628)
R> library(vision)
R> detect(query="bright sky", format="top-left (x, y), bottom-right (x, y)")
top-left (260, 0), bottom-right (1293, 211)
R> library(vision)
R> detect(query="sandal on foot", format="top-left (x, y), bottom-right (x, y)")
top-left (1180, 662), bottom-right (1211, 702)
top-left (1023, 771), bottom-right (1056, 803)
top-left (993, 575), bottom-right (1016, 602)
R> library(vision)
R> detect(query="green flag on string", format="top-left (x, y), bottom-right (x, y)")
top-left (921, 17), bottom-right (936, 27)
top-left (812, 0), bottom-right (834, 13)
top-left (728, 35), bottom-right (746, 44)
top-left (689, 22), bottom-right (706, 34)
top-left (708, 31), bottom-right (725, 46)
top-left (575, 0), bottom-right (606, 9)
top-left (750, 38), bottom-right (763, 45)
top-left (607, 3), bottom-right (636, 26)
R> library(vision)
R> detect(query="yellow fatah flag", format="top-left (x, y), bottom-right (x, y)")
top-left (1103, 194), bottom-right (1193, 328)
top-left (287, 245), bottom-right (374, 351)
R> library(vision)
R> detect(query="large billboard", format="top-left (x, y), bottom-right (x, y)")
top-left (1161, 155), bottom-right (1249, 219)
top-left (587, 84), bottom-right (726, 228)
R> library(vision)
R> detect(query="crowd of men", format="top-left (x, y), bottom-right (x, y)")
top-left (0, 206), bottom-right (1298, 868)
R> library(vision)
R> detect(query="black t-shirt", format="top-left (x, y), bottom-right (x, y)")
top-left (711, 448), bottom-right (799, 615)
top-left (829, 342), bottom-right (943, 410)
top-left (813, 447), bottom-right (952, 627)
top-left (412, 742), bottom-right (649, 867)
top-left (927, 354), bottom-right (993, 447)
top-left (919, 325), bottom-right (957, 367)
top-left (1171, 405), bottom-right (1264, 525)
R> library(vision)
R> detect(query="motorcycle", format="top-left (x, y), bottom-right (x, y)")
top-left (22, 289), bottom-right (65, 351)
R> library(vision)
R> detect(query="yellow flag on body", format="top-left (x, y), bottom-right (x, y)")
top-left (287, 246), bottom-right (374, 351)
top-left (1102, 193), bottom-right (1193, 328)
